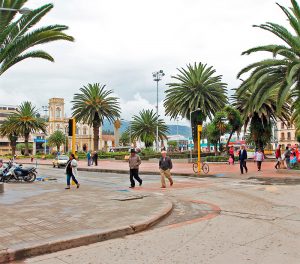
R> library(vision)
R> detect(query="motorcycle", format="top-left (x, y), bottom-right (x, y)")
top-left (0, 162), bottom-right (37, 183)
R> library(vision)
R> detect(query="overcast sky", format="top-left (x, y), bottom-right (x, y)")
top-left (0, 0), bottom-right (290, 124)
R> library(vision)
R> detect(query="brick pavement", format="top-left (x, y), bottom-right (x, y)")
top-left (17, 158), bottom-right (300, 178)
top-left (0, 181), bottom-right (172, 263)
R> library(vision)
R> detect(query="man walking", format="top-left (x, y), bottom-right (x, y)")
top-left (159, 150), bottom-right (174, 188)
top-left (239, 145), bottom-right (248, 174)
top-left (275, 144), bottom-right (282, 169)
top-left (284, 146), bottom-right (291, 169)
top-left (93, 151), bottom-right (98, 166)
top-left (128, 149), bottom-right (142, 188)
top-left (255, 149), bottom-right (264, 171)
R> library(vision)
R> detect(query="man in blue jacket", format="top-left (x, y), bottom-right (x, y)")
top-left (239, 145), bottom-right (248, 174)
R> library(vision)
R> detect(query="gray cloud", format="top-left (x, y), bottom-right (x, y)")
top-left (0, 0), bottom-right (289, 123)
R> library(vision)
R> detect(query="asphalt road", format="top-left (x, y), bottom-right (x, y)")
top-left (21, 166), bottom-right (300, 264)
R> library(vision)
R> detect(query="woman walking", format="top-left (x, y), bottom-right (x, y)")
top-left (229, 146), bottom-right (235, 164)
top-left (65, 153), bottom-right (80, 189)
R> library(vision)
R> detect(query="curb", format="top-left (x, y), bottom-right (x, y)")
top-left (0, 201), bottom-right (173, 263)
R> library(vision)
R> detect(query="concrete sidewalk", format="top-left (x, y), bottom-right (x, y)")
top-left (0, 181), bottom-right (172, 263)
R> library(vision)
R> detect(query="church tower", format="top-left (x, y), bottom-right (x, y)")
top-left (48, 98), bottom-right (66, 134)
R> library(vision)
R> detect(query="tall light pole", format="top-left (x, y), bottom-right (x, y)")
top-left (152, 70), bottom-right (165, 152)
top-left (0, 7), bottom-right (32, 14)
top-left (42, 105), bottom-right (48, 155)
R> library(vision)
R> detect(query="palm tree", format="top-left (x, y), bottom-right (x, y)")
top-left (0, 116), bottom-right (19, 155)
top-left (72, 83), bottom-right (121, 151)
top-left (10, 102), bottom-right (47, 156)
top-left (233, 86), bottom-right (291, 149)
top-left (237, 0), bottom-right (300, 129)
top-left (129, 109), bottom-right (169, 148)
top-left (223, 106), bottom-right (243, 150)
top-left (0, 1), bottom-right (74, 76)
top-left (164, 62), bottom-right (228, 145)
top-left (48, 130), bottom-right (66, 152)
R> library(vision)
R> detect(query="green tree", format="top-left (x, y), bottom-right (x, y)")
top-left (233, 87), bottom-right (291, 149)
top-left (119, 131), bottom-right (130, 146)
top-left (237, 0), bottom-right (300, 130)
top-left (72, 83), bottom-right (121, 151)
top-left (0, 1), bottom-right (74, 76)
top-left (164, 62), bottom-right (228, 144)
top-left (223, 106), bottom-right (243, 150)
top-left (48, 130), bottom-right (66, 151)
top-left (10, 102), bottom-right (47, 156)
top-left (16, 142), bottom-right (33, 155)
top-left (0, 116), bottom-right (19, 155)
top-left (206, 123), bottom-right (220, 156)
top-left (129, 109), bottom-right (169, 148)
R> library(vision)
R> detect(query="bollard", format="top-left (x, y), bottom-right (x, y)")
top-left (0, 182), bottom-right (4, 193)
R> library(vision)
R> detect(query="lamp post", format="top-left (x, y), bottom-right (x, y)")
top-left (152, 70), bottom-right (165, 152)
top-left (42, 105), bottom-right (48, 155)
top-left (0, 7), bottom-right (32, 14)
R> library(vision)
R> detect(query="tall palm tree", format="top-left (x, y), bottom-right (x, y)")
top-left (233, 86), bottom-right (291, 149)
top-left (72, 83), bottom-right (121, 151)
top-left (223, 106), bottom-right (243, 149)
top-left (164, 62), bottom-right (228, 144)
top-left (10, 101), bottom-right (47, 156)
top-left (237, 0), bottom-right (300, 129)
top-left (0, 116), bottom-right (19, 155)
top-left (48, 130), bottom-right (66, 152)
top-left (129, 109), bottom-right (169, 148)
top-left (0, 1), bottom-right (74, 76)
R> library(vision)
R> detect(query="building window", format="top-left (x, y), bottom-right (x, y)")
top-left (56, 107), bottom-right (61, 118)
top-left (281, 122), bottom-right (285, 129)
top-left (287, 132), bottom-right (291, 140)
top-left (83, 127), bottom-right (87, 135)
top-left (56, 124), bottom-right (60, 131)
top-left (287, 122), bottom-right (291, 129)
top-left (281, 132), bottom-right (285, 140)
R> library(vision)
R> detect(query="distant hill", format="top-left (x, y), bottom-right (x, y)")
top-left (102, 120), bottom-right (191, 138)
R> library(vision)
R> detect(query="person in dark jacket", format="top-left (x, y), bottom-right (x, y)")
top-left (93, 151), bottom-right (98, 166)
top-left (128, 149), bottom-right (142, 188)
top-left (238, 145), bottom-right (248, 174)
top-left (159, 151), bottom-right (173, 188)
top-left (275, 144), bottom-right (282, 169)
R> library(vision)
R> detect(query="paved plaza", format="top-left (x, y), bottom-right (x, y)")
top-left (0, 161), bottom-right (299, 263)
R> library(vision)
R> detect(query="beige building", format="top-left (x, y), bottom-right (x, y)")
top-left (0, 105), bottom-right (18, 154)
top-left (47, 98), bottom-right (115, 153)
top-left (277, 121), bottom-right (298, 148)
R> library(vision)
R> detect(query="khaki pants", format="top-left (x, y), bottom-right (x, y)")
top-left (160, 169), bottom-right (173, 187)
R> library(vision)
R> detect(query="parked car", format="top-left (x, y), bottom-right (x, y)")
top-left (53, 155), bottom-right (69, 168)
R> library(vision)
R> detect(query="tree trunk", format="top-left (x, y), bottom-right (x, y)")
top-left (24, 133), bottom-right (30, 156)
top-left (214, 143), bottom-right (218, 156)
top-left (56, 144), bottom-right (60, 152)
top-left (226, 130), bottom-right (234, 151)
top-left (93, 126), bottom-right (100, 151)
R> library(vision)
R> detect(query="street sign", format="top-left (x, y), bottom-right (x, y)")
top-left (34, 139), bottom-right (48, 143)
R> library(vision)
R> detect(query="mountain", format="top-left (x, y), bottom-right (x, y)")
top-left (102, 120), bottom-right (191, 138)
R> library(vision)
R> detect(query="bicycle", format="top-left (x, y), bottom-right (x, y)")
top-left (192, 161), bottom-right (209, 174)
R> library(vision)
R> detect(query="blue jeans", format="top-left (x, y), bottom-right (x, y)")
top-left (67, 173), bottom-right (78, 186)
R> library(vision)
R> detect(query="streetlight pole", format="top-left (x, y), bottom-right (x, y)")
top-left (0, 7), bottom-right (32, 14)
top-left (42, 105), bottom-right (48, 155)
top-left (152, 70), bottom-right (165, 152)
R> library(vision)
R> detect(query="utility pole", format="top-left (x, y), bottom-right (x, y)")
top-left (152, 70), bottom-right (165, 152)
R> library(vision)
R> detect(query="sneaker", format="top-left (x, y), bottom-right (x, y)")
top-left (170, 181), bottom-right (173, 186)
top-left (65, 187), bottom-right (70, 190)
top-left (129, 186), bottom-right (135, 189)
top-left (77, 184), bottom-right (80, 189)
top-left (139, 181), bottom-right (143, 186)
top-left (160, 186), bottom-right (166, 188)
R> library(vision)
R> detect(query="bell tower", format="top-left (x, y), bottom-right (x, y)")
top-left (48, 98), bottom-right (65, 135)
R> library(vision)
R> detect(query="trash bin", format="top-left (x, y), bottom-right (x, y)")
top-left (0, 183), bottom-right (4, 193)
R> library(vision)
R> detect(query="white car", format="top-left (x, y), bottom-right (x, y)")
top-left (52, 155), bottom-right (69, 168)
